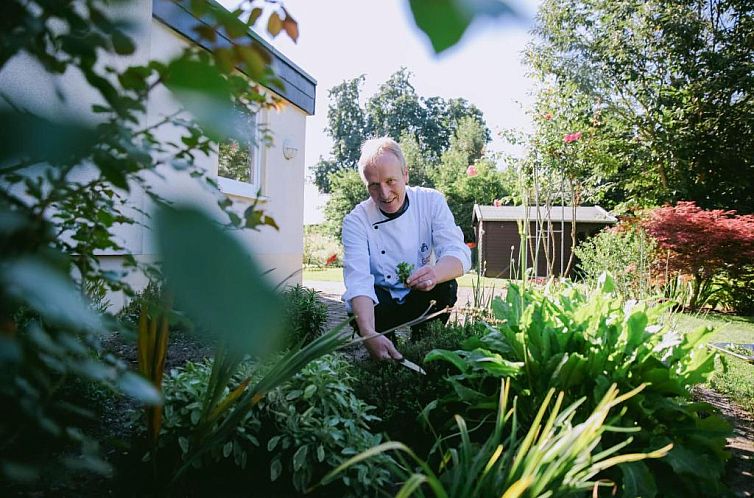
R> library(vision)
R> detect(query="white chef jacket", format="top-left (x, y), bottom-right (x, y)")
top-left (342, 186), bottom-right (471, 311)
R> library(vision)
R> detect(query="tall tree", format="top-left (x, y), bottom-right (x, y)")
top-left (528, 0), bottom-right (754, 213)
top-left (312, 69), bottom-right (490, 193)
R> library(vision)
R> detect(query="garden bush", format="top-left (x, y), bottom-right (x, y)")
top-left (427, 275), bottom-right (732, 497)
top-left (351, 321), bottom-right (484, 453)
top-left (303, 225), bottom-right (343, 267)
top-left (143, 353), bottom-right (392, 496)
top-left (574, 222), bottom-right (657, 298)
top-left (643, 201), bottom-right (754, 311)
top-left (280, 284), bottom-right (328, 349)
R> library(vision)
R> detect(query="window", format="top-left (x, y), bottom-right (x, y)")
top-left (217, 109), bottom-right (263, 198)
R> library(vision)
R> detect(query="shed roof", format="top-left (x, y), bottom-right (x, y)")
top-left (472, 205), bottom-right (618, 224)
top-left (153, 0), bottom-right (317, 115)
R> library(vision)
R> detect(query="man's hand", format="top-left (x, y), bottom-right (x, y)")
top-left (406, 265), bottom-right (439, 292)
top-left (362, 332), bottom-right (403, 361)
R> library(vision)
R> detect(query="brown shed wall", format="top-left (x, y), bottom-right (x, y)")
top-left (477, 221), bottom-right (608, 278)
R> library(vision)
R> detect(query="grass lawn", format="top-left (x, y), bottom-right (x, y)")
top-left (673, 312), bottom-right (754, 414)
top-left (303, 267), bottom-right (508, 289)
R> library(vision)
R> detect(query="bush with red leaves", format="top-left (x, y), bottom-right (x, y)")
top-left (643, 201), bottom-right (754, 311)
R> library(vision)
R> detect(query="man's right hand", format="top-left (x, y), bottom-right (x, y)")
top-left (362, 332), bottom-right (403, 361)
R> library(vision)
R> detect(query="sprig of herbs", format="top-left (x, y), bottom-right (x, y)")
top-left (396, 262), bottom-right (414, 285)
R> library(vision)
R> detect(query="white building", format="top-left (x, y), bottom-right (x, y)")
top-left (0, 0), bottom-right (316, 308)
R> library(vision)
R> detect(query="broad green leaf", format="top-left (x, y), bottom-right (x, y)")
top-left (664, 445), bottom-right (717, 480)
top-left (3, 257), bottom-right (102, 333)
top-left (163, 56), bottom-right (242, 142)
top-left (408, 0), bottom-right (519, 54)
top-left (425, 349), bottom-right (469, 373)
top-left (117, 372), bottom-right (162, 405)
top-left (154, 205), bottom-right (282, 355)
top-left (0, 111), bottom-right (98, 167)
top-left (620, 461), bottom-right (657, 498)
top-left (223, 441), bottom-right (233, 458)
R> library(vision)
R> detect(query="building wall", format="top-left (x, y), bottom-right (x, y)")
top-left (0, 2), bottom-right (308, 309)
top-left (478, 221), bottom-right (609, 278)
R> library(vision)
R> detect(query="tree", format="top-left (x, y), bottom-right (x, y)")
top-left (312, 69), bottom-right (490, 193)
top-left (642, 201), bottom-right (754, 310)
top-left (323, 168), bottom-right (367, 240)
top-left (528, 0), bottom-right (754, 213)
top-left (432, 118), bottom-right (511, 241)
top-left (325, 76), bottom-right (369, 169)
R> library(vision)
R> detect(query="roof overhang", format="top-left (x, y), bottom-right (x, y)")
top-left (472, 204), bottom-right (618, 225)
top-left (153, 0), bottom-right (316, 115)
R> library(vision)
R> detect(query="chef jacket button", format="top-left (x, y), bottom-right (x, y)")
top-left (373, 225), bottom-right (378, 230)
top-left (386, 275), bottom-right (391, 279)
top-left (381, 250), bottom-right (385, 254)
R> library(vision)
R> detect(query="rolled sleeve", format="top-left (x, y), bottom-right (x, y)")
top-left (341, 213), bottom-right (378, 311)
top-left (431, 193), bottom-right (472, 273)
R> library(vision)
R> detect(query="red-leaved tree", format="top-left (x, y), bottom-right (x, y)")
top-left (643, 201), bottom-right (754, 310)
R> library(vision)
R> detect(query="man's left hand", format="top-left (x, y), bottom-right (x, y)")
top-left (406, 266), bottom-right (439, 292)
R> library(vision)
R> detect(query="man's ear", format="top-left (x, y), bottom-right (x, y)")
top-left (403, 167), bottom-right (409, 184)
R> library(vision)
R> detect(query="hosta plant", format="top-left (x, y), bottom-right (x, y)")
top-left (426, 274), bottom-right (731, 497)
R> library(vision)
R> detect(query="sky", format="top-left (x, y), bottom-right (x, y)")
top-left (221, 0), bottom-right (543, 223)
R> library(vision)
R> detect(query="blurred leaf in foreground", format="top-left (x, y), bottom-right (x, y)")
top-left (154, 204), bottom-right (282, 355)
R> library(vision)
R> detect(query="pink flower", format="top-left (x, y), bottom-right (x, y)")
top-left (543, 112), bottom-right (553, 121)
top-left (493, 199), bottom-right (502, 207)
top-left (466, 165), bottom-right (478, 177)
top-left (563, 131), bottom-right (582, 144)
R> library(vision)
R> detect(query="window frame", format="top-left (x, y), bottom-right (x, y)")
top-left (217, 109), bottom-right (265, 199)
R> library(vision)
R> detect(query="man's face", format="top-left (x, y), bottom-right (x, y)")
top-left (363, 151), bottom-right (409, 214)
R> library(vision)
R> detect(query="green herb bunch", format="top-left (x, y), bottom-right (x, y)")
top-left (396, 262), bottom-right (414, 285)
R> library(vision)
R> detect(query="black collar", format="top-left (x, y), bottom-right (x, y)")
top-left (379, 193), bottom-right (410, 220)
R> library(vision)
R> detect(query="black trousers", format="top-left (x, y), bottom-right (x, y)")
top-left (350, 280), bottom-right (458, 341)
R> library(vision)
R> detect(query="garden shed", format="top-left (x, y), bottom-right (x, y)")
top-left (472, 205), bottom-right (617, 278)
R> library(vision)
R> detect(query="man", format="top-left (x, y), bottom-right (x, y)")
top-left (342, 137), bottom-right (471, 361)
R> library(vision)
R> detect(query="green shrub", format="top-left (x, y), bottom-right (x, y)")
top-left (116, 280), bottom-right (193, 333)
top-left (351, 321), bottom-right (484, 453)
top-left (280, 284), bottom-right (328, 349)
top-left (304, 226), bottom-right (343, 267)
top-left (574, 224), bottom-right (657, 298)
top-left (716, 266), bottom-right (754, 315)
top-left (148, 354), bottom-right (392, 496)
top-left (427, 276), bottom-right (732, 497)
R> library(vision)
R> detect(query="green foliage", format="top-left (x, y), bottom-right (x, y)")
top-left (303, 225), bottom-right (343, 267)
top-left (528, 0), bottom-right (754, 213)
top-left (313, 69), bottom-right (490, 193)
top-left (0, 0), bottom-right (306, 487)
top-left (351, 322), bottom-right (482, 453)
top-left (396, 262), bottom-right (415, 285)
top-left (152, 354), bottom-right (392, 496)
top-left (323, 168), bottom-right (366, 241)
top-left (408, 0), bottom-right (521, 54)
top-left (280, 285), bottom-right (328, 349)
top-left (574, 224), bottom-right (657, 298)
top-left (428, 277), bottom-right (732, 497)
top-left (322, 379), bottom-right (670, 498)
top-left (0, 261), bottom-right (160, 485)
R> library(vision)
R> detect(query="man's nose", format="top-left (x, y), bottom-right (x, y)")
top-left (379, 184), bottom-right (391, 198)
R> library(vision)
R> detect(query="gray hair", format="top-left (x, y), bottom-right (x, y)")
top-left (357, 137), bottom-right (406, 183)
